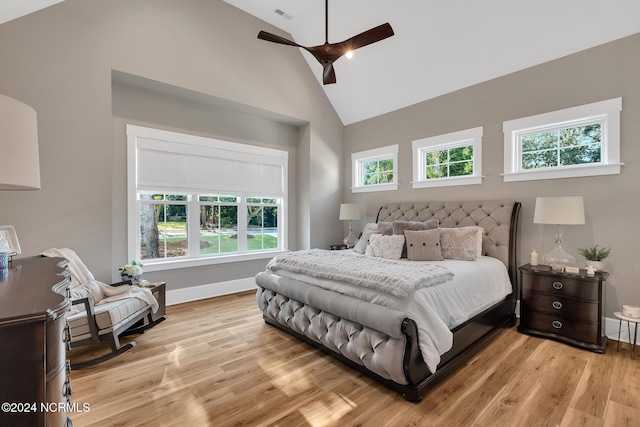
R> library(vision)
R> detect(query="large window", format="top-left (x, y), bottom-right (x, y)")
top-left (412, 127), bottom-right (483, 188)
top-left (127, 125), bottom-right (287, 271)
top-left (351, 144), bottom-right (398, 193)
top-left (503, 98), bottom-right (622, 182)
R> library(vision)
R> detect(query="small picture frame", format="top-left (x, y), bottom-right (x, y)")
top-left (0, 226), bottom-right (21, 255)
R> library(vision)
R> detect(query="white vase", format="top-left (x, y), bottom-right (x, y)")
top-left (588, 260), bottom-right (604, 271)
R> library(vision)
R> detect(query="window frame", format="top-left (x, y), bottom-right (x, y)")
top-left (412, 127), bottom-right (483, 188)
top-left (127, 125), bottom-right (287, 272)
top-left (351, 144), bottom-right (399, 193)
top-left (503, 98), bottom-right (622, 182)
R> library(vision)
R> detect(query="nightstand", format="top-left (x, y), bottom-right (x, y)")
top-left (141, 281), bottom-right (167, 323)
top-left (330, 244), bottom-right (349, 250)
top-left (518, 264), bottom-right (607, 353)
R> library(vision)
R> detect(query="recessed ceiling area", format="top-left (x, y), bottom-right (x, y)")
top-left (225, 0), bottom-right (640, 124)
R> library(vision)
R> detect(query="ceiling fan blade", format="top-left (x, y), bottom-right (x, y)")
top-left (340, 22), bottom-right (394, 54)
top-left (322, 63), bottom-right (336, 85)
top-left (257, 31), bottom-right (301, 48)
top-left (257, 2), bottom-right (394, 85)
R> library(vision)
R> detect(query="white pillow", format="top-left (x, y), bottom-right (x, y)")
top-left (440, 226), bottom-right (482, 260)
top-left (365, 233), bottom-right (405, 260)
top-left (353, 221), bottom-right (393, 254)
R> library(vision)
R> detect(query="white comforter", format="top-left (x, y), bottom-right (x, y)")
top-left (271, 250), bottom-right (513, 373)
top-left (267, 248), bottom-right (454, 297)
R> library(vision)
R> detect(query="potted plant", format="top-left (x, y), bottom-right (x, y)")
top-left (578, 245), bottom-right (610, 271)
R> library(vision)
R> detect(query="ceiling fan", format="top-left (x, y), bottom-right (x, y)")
top-left (257, 0), bottom-right (394, 85)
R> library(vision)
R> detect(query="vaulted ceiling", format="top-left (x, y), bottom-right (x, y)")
top-left (0, 0), bottom-right (63, 25)
top-left (225, 0), bottom-right (640, 124)
top-left (4, 1), bottom-right (640, 125)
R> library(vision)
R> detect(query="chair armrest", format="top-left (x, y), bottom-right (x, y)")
top-left (111, 280), bottom-right (133, 287)
top-left (71, 297), bottom-right (99, 342)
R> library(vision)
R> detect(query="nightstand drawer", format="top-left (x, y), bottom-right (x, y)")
top-left (520, 311), bottom-right (599, 344)
top-left (522, 291), bottom-right (599, 322)
top-left (521, 274), bottom-right (599, 301)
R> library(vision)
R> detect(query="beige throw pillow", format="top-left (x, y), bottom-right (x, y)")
top-left (404, 229), bottom-right (443, 261)
top-left (392, 219), bottom-right (440, 258)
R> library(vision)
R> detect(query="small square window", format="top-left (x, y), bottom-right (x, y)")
top-left (351, 144), bottom-right (398, 193)
top-left (412, 127), bottom-right (483, 189)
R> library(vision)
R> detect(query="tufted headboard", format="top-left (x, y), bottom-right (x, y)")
top-left (376, 200), bottom-right (521, 286)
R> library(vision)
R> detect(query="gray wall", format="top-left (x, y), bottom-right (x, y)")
top-left (0, 0), bottom-right (344, 289)
top-left (343, 33), bottom-right (640, 316)
top-left (1, 0), bottom-right (637, 312)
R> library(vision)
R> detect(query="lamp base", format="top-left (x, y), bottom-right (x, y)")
top-left (343, 219), bottom-right (359, 248)
top-left (542, 245), bottom-right (576, 272)
top-left (343, 231), bottom-right (358, 248)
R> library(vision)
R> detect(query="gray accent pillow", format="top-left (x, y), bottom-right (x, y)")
top-left (353, 221), bottom-right (393, 254)
top-left (440, 226), bottom-right (480, 260)
top-left (405, 229), bottom-right (443, 261)
top-left (392, 219), bottom-right (440, 258)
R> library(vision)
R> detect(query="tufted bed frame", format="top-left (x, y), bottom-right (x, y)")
top-left (256, 200), bottom-right (521, 401)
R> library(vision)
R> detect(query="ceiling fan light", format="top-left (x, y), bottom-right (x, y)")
top-left (345, 50), bottom-right (353, 59)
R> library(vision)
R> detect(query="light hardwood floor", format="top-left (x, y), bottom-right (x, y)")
top-left (68, 291), bottom-right (640, 427)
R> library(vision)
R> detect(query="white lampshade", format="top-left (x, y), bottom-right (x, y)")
top-left (0, 93), bottom-right (41, 190)
top-left (339, 203), bottom-right (362, 220)
top-left (534, 196), bottom-right (585, 225)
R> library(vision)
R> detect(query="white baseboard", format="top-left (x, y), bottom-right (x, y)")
top-left (166, 277), bottom-right (257, 306)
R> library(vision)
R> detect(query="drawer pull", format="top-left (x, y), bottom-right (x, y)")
top-left (552, 301), bottom-right (563, 310)
top-left (63, 379), bottom-right (73, 397)
top-left (552, 320), bottom-right (563, 329)
top-left (66, 359), bottom-right (72, 373)
top-left (63, 324), bottom-right (72, 351)
top-left (552, 281), bottom-right (563, 290)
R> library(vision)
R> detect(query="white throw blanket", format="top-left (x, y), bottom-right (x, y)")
top-left (42, 248), bottom-right (158, 313)
top-left (266, 248), bottom-right (454, 297)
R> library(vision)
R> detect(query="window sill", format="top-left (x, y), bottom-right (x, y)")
top-left (412, 175), bottom-right (482, 189)
top-left (503, 163), bottom-right (623, 182)
top-left (351, 183), bottom-right (398, 193)
top-left (142, 250), bottom-right (284, 272)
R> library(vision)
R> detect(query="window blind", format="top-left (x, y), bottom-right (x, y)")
top-left (128, 125), bottom-right (287, 197)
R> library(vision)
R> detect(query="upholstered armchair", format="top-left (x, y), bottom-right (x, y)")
top-left (43, 248), bottom-right (165, 368)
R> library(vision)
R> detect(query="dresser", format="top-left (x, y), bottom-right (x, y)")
top-left (518, 264), bottom-right (607, 353)
top-left (0, 256), bottom-right (73, 426)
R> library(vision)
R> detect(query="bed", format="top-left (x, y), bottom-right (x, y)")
top-left (255, 200), bottom-right (521, 401)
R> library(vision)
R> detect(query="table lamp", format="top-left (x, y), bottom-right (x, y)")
top-left (533, 196), bottom-right (585, 271)
top-left (339, 203), bottom-right (362, 248)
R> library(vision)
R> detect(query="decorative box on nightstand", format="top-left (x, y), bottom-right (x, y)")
top-left (518, 264), bottom-right (607, 353)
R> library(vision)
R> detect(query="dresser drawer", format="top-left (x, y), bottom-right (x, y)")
top-left (46, 368), bottom-right (70, 427)
top-left (521, 273), bottom-right (599, 301)
top-left (522, 291), bottom-right (599, 322)
top-left (46, 316), bottom-right (67, 375)
top-left (520, 311), bottom-right (599, 345)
